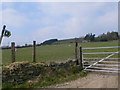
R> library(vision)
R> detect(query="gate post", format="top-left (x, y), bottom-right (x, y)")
top-left (79, 46), bottom-right (83, 69)
top-left (75, 40), bottom-right (79, 65)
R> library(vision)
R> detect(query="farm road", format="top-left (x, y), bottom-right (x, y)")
top-left (47, 72), bottom-right (118, 88)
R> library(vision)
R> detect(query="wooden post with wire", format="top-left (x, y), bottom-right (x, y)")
top-left (11, 42), bottom-right (15, 63)
top-left (33, 41), bottom-right (36, 62)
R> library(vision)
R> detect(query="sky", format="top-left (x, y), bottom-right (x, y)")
top-left (0, 2), bottom-right (118, 46)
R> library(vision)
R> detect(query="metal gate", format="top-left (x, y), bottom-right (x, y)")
top-left (82, 46), bottom-right (120, 73)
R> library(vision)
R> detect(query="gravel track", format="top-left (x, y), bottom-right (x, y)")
top-left (47, 72), bottom-right (118, 88)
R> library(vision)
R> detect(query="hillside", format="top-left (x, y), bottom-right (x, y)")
top-left (53, 38), bottom-right (84, 44)
top-left (45, 31), bottom-right (119, 45)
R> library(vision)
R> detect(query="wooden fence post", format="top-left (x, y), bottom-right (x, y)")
top-left (33, 41), bottom-right (36, 62)
top-left (11, 42), bottom-right (15, 63)
top-left (79, 46), bottom-right (83, 69)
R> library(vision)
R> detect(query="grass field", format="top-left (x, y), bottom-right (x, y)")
top-left (2, 40), bottom-right (119, 65)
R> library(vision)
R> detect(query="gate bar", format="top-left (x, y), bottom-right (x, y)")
top-left (83, 52), bottom-right (119, 54)
top-left (83, 61), bottom-right (120, 63)
top-left (87, 67), bottom-right (120, 70)
top-left (83, 58), bottom-right (120, 60)
top-left (85, 69), bottom-right (120, 73)
top-left (83, 46), bottom-right (120, 50)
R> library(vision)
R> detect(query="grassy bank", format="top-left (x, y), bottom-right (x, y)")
top-left (2, 64), bottom-right (88, 88)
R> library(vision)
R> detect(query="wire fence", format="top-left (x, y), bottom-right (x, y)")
top-left (2, 41), bottom-right (75, 65)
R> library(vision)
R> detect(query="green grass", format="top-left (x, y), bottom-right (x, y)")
top-left (2, 40), bottom-right (119, 65)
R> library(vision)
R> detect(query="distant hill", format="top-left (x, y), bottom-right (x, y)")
top-left (40, 39), bottom-right (58, 45)
top-left (53, 31), bottom-right (119, 44)
top-left (2, 31), bottom-right (119, 49)
top-left (39, 38), bottom-right (85, 45)
top-left (53, 38), bottom-right (85, 44)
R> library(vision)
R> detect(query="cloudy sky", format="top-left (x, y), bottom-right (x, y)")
top-left (0, 2), bottom-right (118, 46)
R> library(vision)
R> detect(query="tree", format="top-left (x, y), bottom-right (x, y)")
top-left (96, 31), bottom-right (119, 41)
top-left (84, 33), bottom-right (95, 42)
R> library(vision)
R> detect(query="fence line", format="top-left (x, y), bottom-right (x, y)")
top-left (4, 41), bottom-right (120, 74)
top-left (8, 41), bottom-right (84, 67)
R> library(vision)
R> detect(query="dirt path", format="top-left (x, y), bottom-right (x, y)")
top-left (47, 72), bottom-right (118, 88)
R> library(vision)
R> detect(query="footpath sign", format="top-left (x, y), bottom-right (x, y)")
top-left (0, 25), bottom-right (11, 45)
top-left (4, 30), bottom-right (11, 37)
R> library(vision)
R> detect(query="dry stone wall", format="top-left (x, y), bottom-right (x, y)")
top-left (2, 60), bottom-right (82, 85)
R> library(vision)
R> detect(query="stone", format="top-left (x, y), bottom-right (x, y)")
top-left (2, 59), bottom-right (80, 85)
